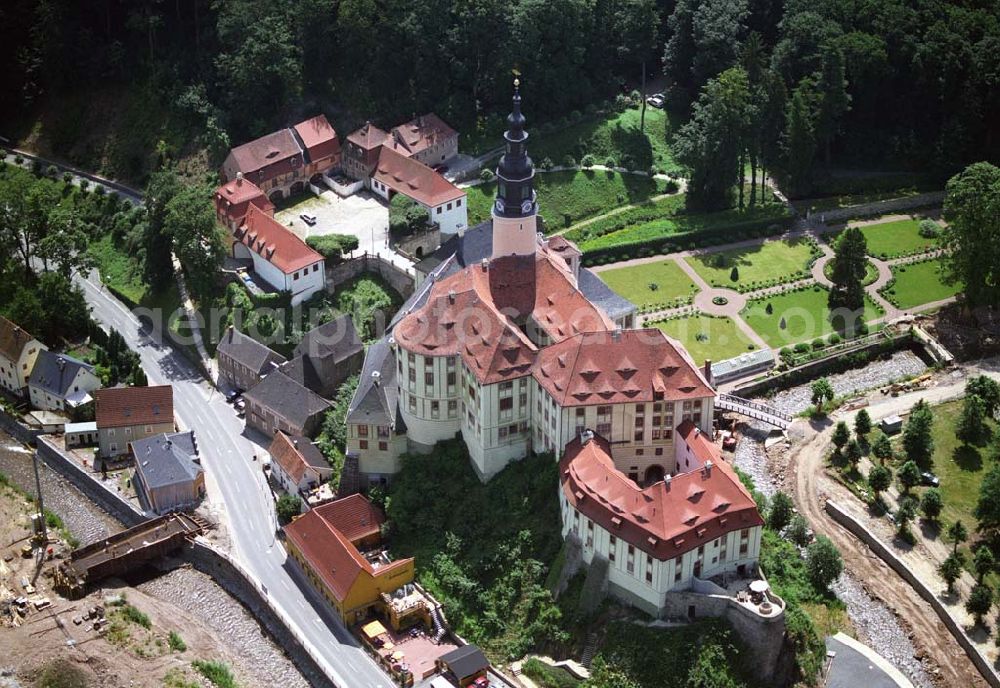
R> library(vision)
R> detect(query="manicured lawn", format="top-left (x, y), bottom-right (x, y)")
top-left (597, 260), bottom-right (698, 308)
top-left (893, 400), bottom-right (997, 533)
top-left (655, 314), bottom-right (757, 364)
top-left (850, 217), bottom-right (939, 258)
top-left (530, 106), bottom-right (680, 174)
top-left (685, 238), bottom-right (818, 289)
top-left (466, 169), bottom-right (666, 229)
top-left (742, 286), bottom-right (883, 347)
top-left (882, 258), bottom-right (962, 310)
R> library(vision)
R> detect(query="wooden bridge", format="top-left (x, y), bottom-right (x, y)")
top-left (715, 394), bottom-right (793, 430)
top-left (55, 513), bottom-right (207, 597)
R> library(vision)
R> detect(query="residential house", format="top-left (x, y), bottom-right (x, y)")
top-left (95, 385), bottom-right (175, 458)
top-left (289, 315), bottom-right (364, 398)
top-left (269, 431), bottom-right (333, 496)
top-left (346, 337), bottom-right (407, 486)
top-left (436, 645), bottom-right (490, 688)
top-left (221, 114), bottom-right (340, 201)
top-left (389, 113), bottom-right (459, 167)
top-left (231, 204), bottom-right (326, 305)
top-left (131, 431), bottom-right (206, 514)
top-left (342, 123), bottom-right (391, 181)
top-left (283, 494), bottom-right (414, 625)
top-left (214, 176), bottom-right (275, 232)
top-left (370, 147), bottom-right (467, 236)
top-left (0, 316), bottom-right (47, 398)
top-left (216, 326), bottom-right (287, 392)
top-left (243, 370), bottom-right (330, 438)
top-left (64, 421), bottom-right (98, 448)
top-left (28, 350), bottom-right (101, 415)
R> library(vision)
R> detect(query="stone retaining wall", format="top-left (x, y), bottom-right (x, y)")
top-left (327, 253), bottom-right (415, 299)
top-left (0, 407), bottom-right (41, 446)
top-left (34, 435), bottom-right (146, 527)
top-left (825, 500), bottom-right (1000, 688)
top-left (811, 191), bottom-right (945, 224)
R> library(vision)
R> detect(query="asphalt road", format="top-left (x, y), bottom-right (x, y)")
top-left (77, 271), bottom-right (393, 688)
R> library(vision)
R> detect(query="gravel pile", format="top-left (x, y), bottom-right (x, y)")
top-left (731, 427), bottom-right (778, 496)
top-left (831, 573), bottom-right (934, 688)
top-left (140, 568), bottom-right (309, 688)
top-left (767, 350), bottom-right (928, 416)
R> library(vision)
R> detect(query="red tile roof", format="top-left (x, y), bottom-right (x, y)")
top-left (560, 430), bottom-right (762, 561)
top-left (214, 178), bottom-right (275, 225)
top-left (395, 251), bottom-right (610, 384)
top-left (0, 316), bottom-right (40, 363)
top-left (311, 493), bottom-right (384, 543)
top-left (225, 128), bottom-right (303, 182)
top-left (234, 204), bottom-right (324, 274)
top-left (95, 385), bottom-right (174, 429)
top-left (294, 114), bottom-right (340, 164)
top-left (283, 496), bottom-right (412, 602)
top-left (534, 329), bottom-right (713, 407)
top-left (373, 147), bottom-right (464, 208)
top-left (346, 122), bottom-right (391, 151)
top-left (390, 113), bottom-right (457, 157)
top-left (269, 431), bottom-right (327, 484)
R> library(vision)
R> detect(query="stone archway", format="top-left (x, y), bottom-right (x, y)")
top-left (415, 246), bottom-right (424, 259)
top-left (290, 181), bottom-right (305, 195)
top-left (643, 464), bottom-right (666, 485)
top-left (268, 189), bottom-right (284, 203)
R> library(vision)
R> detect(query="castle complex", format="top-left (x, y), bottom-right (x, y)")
top-left (346, 82), bottom-right (770, 618)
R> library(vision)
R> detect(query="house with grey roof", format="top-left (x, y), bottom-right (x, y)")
top-left (243, 370), bottom-right (331, 438)
top-left (345, 337), bottom-right (407, 486)
top-left (28, 350), bottom-right (101, 416)
top-left (0, 316), bottom-right (47, 398)
top-left (131, 431), bottom-right (205, 514)
top-left (290, 315), bottom-right (364, 398)
top-left (216, 326), bottom-right (287, 393)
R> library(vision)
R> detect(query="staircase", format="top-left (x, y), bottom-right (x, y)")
top-left (715, 393), bottom-right (792, 429)
top-left (578, 555), bottom-right (609, 616)
top-left (580, 632), bottom-right (600, 668)
top-left (430, 605), bottom-right (447, 642)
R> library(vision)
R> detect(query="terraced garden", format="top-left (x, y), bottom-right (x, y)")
top-left (742, 286), bottom-right (883, 347)
top-left (685, 238), bottom-right (820, 290)
top-left (597, 259), bottom-right (698, 309)
top-left (654, 314), bottom-right (757, 365)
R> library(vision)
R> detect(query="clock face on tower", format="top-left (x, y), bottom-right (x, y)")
top-left (494, 198), bottom-right (504, 213)
top-left (521, 199), bottom-right (533, 214)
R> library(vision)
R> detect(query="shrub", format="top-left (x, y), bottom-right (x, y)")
top-left (62, 171), bottom-right (73, 183)
top-left (581, 154), bottom-right (595, 168)
top-left (827, 332), bottom-right (841, 345)
top-left (811, 338), bottom-right (825, 350)
top-left (79, 178), bottom-right (90, 191)
top-left (562, 154), bottom-right (576, 168)
top-left (918, 219), bottom-right (940, 238)
top-left (14, 154), bottom-right (24, 164)
top-left (192, 661), bottom-right (238, 688)
top-left (480, 168), bottom-right (495, 183)
top-left (793, 342), bottom-right (810, 354)
top-left (605, 157), bottom-right (617, 169)
top-left (613, 94), bottom-right (628, 112)
top-left (168, 631), bottom-right (187, 652)
top-left (664, 179), bottom-right (679, 193)
top-left (276, 494), bottom-right (302, 524)
top-left (539, 157), bottom-right (554, 171)
top-left (46, 164), bottom-right (59, 178)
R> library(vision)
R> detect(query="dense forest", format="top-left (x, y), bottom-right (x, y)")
top-left (1, 0), bottom-right (997, 192)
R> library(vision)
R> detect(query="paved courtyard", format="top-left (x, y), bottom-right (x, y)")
top-left (273, 188), bottom-right (413, 270)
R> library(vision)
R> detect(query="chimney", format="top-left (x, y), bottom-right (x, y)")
top-left (372, 370), bottom-right (381, 387)
top-left (293, 439), bottom-right (298, 447)
top-left (581, 429), bottom-right (594, 445)
top-left (458, 225), bottom-right (466, 238)
top-left (448, 289), bottom-right (456, 304)
top-left (611, 328), bottom-right (621, 342)
top-left (56, 356), bottom-right (66, 371)
top-left (236, 171), bottom-right (243, 185)
top-left (481, 258), bottom-right (489, 272)
top-left (703, 460), bottom-right (713, 476)
top-left (703, 359), bottom-right (713, 387)
top-left (664, 475), bottom-right (672, 490)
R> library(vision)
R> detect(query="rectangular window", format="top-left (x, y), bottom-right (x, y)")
top-left (519, 392), bottom-right (527, 407)
top-left (293, 272), bottom-right (299, 280)
top-left (655, 447), bottom-right (663, 456)
top-left (408, 395), bottom-right (416, 413)
top-left (675, 560), bottom-right (683, 582)
top-left (652, 428), bottom-right (661, 440)
top-left (468, 385), bottom-right (477, 401)
top-left (378, 441), bottom-right (387, 451)
top-left (457, 198), bottom-right (462, 207)
top-left (447, 372), bottom-right (456, 387)
top-left (646, 555), bottom-right (654, 584)
top-left (359, 440), bottom-right (368, 450)
top-left (408, 367), bottom-right (416, 384)
top-left (313, 264), bottom-right (319, 272)
top-left (499, 426), bottom-right (508, 440)
top-left (635, 448), bottom-right (644, 456)
top-left (447, 202), bottom-right (453, 210)
top-left (358, 425), bottom-right (369, 437)
top-left (499, 397), bottom-right (513, 411)
top-left (377, 426), bottom-right (389, 438)
top-left (634, 428), bottom-right (643, 441)
top-left (425, 371), bottom-right (434, 386)
top-left (609, 535), bottom-right (617, 562)
top-left (448, 400), bottom-right (457, 417)
top-left (436, 206), bottom-right (442, 214)
top-left (634, 416), bottom-right (644, 428)
top-left (597, 422), bottom-right (611, 436)
top-left (431, 401), bottom-right (440, 418)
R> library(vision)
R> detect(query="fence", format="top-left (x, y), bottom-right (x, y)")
top-left (808, 191), bottom-right (945, 224)
top-left (825, 500), bottom-right (1000, 688)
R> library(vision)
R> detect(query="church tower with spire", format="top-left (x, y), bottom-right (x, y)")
top-left (491, 78), bottom-right (539, 260)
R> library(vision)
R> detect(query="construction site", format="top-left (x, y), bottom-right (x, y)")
top-left (0, 440), bottom-right (310, 688)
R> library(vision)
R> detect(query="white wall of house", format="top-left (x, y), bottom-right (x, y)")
top-left (351, 424), bottom-right (408, 483)
top-left (460, 370), bottom-right (532, 480)
top-left (0, 340), bottom-right (47, 397)
top-left (29, 367), bottom-right (101, 412)
top-left (98, 421), bottom-right (175, 458)
top-left (559, 488), bottom-right (762, 614)
top-left (429, 197), bottom-right (467, 235)
top-left (246, 251), bottom-right (325, 306)
top-left (396, 351), bottom-right (462, 448)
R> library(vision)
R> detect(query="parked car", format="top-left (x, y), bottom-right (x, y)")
top-left (234, 397), bottom-right (246, 413)
top-left (299, 212), bottom-right (317, 226)
top-left (470, 677), bottom-right (490, 688)
top-left (921, 471), bottom-right (940, 487)
top-left (224, 389), bottom-right (242, 404)
top-left (646, 93), bottom-right (665, 108)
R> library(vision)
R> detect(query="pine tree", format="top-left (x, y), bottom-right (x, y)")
top-left (872, 433), bottom-right (893, 465)
top-left (948, 520), bottom-right (968, 555)
top-left (957, 394), bottom-right (991, 447)
top-left (855, 409), bottom-right (872, 436)
top-left (939, 553), bottom-right (963, 594)
top-left (902, 399), bottom-right (935, 467)
top-left (784, 83), bottom-right (816, 197)
top-left (832, 421), bottom-right (850, 454)
top-left (829, 227), bottom-right (868, 316)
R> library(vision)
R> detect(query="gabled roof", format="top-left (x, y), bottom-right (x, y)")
top-left (0, 316), bottom-right (41, 363)
top-left (347, 336), bottom-right (405, 431)
top-left (226, 128), bottom-right (302, 178)
top-left (439, 644), bottom-right (489, 679)
top-left (243, 370), bottom-right (330, 430)
top-left (294, 315), bottom-right (363, 362)
top-left (282, 495), bottom-right (412, 602)
top-left (217, 327), bottom-right (286, 377)
top-left (293, 114), bottom-right (340, 163)
top-left (234, 204), bottom-right (324, 274)
top-left (95, 385), bottom-right (174, 429)
top-left (346, 123), bottom-right (391, 151)
top-left (373, 147), bottom-right (464, 208)
top-left (390, 113), bottom-right (457, 157)
top-left (131, 431), bottom-right (202, 489)
top-left (214, 178), bottom-right (275, 223)
top-left (534, 329), bottom-right (713, 406)
top-left (310, 493), bottom-right (384, 543)
top-left (28, 350), bottom-right (96, 400)
top-left (560, 431), bottom-right (762, 561)
top-left (269, 431), bottom-right (328, 484)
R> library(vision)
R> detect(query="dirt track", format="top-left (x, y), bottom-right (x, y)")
top-left (790, 410), bottom-right (987, 688)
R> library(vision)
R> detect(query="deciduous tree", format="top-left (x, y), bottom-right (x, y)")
top-left (805, 535), bottom-right (842, 592)
top-left (958, 394), bottom-right (992, 447)
top-left (942, 162), bottom-right (1000, 308)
